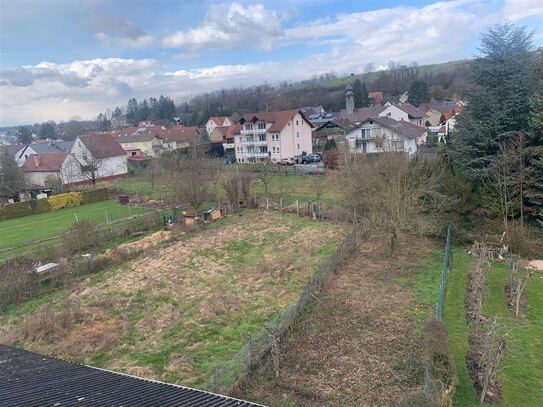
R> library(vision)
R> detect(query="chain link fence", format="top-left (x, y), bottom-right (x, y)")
top-left (209, 224), bottom-right (360, 394)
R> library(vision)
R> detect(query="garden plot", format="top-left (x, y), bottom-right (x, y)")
top-left (0, 210), bottom-right (346, 390)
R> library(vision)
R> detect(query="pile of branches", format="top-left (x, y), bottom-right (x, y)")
top-left (465, 242), bottom-right (507, 404)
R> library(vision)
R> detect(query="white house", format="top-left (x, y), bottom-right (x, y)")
top-left (346, 117), bottom-right (425, 156)
top-left (117, 131), bottom-right (164, 158)
top-left (381, 102), bottom-right (426, 126)
top-left (233, 109), bottom-right (313, 163)
top-left (22, 152), bottom-right (69, 187)
top-left (205, 116), bottom-right (232, 135)
top-left (63, 134), bottom-right (128, 186)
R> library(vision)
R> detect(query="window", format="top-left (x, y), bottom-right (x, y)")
top-left (288, 123), bottom-right (291, 126)
top-left (277, 147), bottom-right (280, 153)
top-left (258, 122), bottom-right (266, 129)
top-left (297, 132), bottom-right (299, 138)
top-left (245, 123), bottom-right (253, 130)
top-left (361, 129), bottom-right (370, 139)
top-left (297, 143), bottom-right (300, 150)
top-left (131, 151), bottom-right (136, 157)
top-left (259, 134), bottom-right (266, 141)
top-left (296, 120), bottom-right (299, 125)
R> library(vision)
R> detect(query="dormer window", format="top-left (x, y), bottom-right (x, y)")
top-left (245, 123), bottom-right (253, 130)
top-left (258, 122), bottom-right (266, 129)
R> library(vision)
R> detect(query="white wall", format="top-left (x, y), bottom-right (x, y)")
top-left (346, 123), bottom-right (417, 156)
top-left (277, 112), bottom-right (312, 162)
top-left (379, 105), bottom-right (409, 122)
top-left (63, 137), bottom-right (128, 184)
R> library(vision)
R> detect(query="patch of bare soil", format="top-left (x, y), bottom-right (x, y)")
top-left (238, 235), bottom-right (435, 407)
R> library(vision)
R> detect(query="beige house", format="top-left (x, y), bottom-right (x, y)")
top-left (117, 131), bottom-right (164, 158)
top-left (205, 116), bottom-right (232, 135)
top-left (233, 110), bottom-right (313, 163)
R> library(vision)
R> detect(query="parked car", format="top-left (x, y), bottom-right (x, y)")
top-left (307, 153), bottom-right (322, 163)
top-left (280, 158), bottom-right (295, 165)
top-left (295, 155), bottom-right (311, 164)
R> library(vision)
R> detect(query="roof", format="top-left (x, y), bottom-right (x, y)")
top-left (28, 141), bottom-right (73, 154)
top-left (159, 125), bottom-right (199, 143)
top-left (208, 116), bottom-right (229, 126)
top-left (339, 105), bottom-right (386, 124)
top-left (117, 131), bottom-right (161, 143)
top-left (21, 152), bottom-right (68, 172)
top-left (391, 103), bottom-right (426, 119)
top-left (368, 91), bottom-right (384, 103)
top-left (78, 134), bottom-right (126, 159)
top-left (359, 116), bottom-right (426, 140)
top-left (417, 100), bottom-right (457, 114)
top-left (238, 109), bottom-right (308, 132)
top-left (0, 345), bottom-right (261, 407)
top-left (237, 109), bottom-right (312, 133)
top-left (0, 144), bottom-right (25, 157)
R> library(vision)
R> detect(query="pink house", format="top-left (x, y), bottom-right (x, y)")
top-left (233, 109), bottom-right (313, 163)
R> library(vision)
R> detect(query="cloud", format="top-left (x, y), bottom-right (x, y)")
top-left (161, 2), bottom-right (283, 49)
top-left (91, 16), bottom-right (154, 48)
top-left (503, 0), bottom-right (543, 21)
top-left (1, 1), bottom-right (539, 126)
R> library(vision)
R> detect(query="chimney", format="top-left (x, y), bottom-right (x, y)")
top-left (345, 84), bottom-right (354, 114)
top-left (33, 155), bottom-right (40, 168)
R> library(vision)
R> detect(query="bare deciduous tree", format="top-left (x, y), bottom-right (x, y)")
top-left (508, 256), bottom-right (536, 318)
top-left (339, 152), bottom-right (446, 254)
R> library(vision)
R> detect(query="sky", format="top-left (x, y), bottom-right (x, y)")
top-left (0, 0), bottom-right (542, 126)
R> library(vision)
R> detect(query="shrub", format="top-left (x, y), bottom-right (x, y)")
top-left (63, 220), bottom-right (100, 254)
top-left (424, 319), bottom-right (456, 407)
top-left (48, 192), bottom-right (82, 210)
top-left (0, 199), bottom-right (51, 220)
top-left (80, 188), bottom-right (110, 204)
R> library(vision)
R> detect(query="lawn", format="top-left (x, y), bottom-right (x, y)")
top-left (439, 250), bottom-right (543, 406)
top-left (0, 200), bottom-right (147, 252)
top-left (0, 211), bottom-right (347, 390)
top-left (114, 171), bottom-right (344, 204)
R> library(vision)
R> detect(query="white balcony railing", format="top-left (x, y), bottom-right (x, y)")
top-left (240, 140), bottom-right (267, 147)
top-left (240, 128), bottom-right (267, 136)
top-left (238, 152), bottom-right (269, 159)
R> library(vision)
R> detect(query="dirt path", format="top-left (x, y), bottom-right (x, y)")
top-left (238, 236), bottom-right (434, 407)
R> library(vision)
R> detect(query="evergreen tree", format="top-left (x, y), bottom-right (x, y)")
top-left (149, 97), bottom-right (159, 120)
top-left (0, 150), bottom-right (24, 198)
top-left (97, 113), bottom-right (111, 131)
top-left (38, 121), bottom-right (56, 140)
top-left (450, 22), bottom-right (538, 181)
top-left (126, 98), bottom-right (139, 125)
top-left (526, 75), bottom-right (543, 225)
top-left (408, 80), bottom-right (429, 106)
top-left (16, 126), bottom-right (33, 144)
top-left (352, 79), bottom-right (370, 108)
top-left (137, 99), bottom-right (150, 122)
top-left (112, 107), bottom-right (123, 118)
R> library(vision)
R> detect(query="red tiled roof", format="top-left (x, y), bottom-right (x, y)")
top-left (78, 134), bottom-right (126, 159)
top-left (369, 92), bottom-right (384, 103)
top-left (22, 152), bottom-right (68, 172)
top-left (392, 103), bottom-right (426, 119)
top-left (236, 109), bottom-right (311, 133)
top-left (208, 116), bottom-right (229, 126)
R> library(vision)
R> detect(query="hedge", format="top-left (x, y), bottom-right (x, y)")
top-left (48, 192), bottom-right (82, 210)
top-left (0, 199), bottom-right (52, 221)
top-left (81, 188), bottom-right (110, 204)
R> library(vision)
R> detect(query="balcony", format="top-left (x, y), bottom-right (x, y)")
top-left (240, 140), bottom-right (267, 147)
top-left (238, 152), bottom-right (269, 159)
top-left (240, 128), bottom-right (267, 136)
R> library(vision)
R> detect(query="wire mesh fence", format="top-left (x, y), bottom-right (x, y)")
top-left (424, 224), bottom-right (453, 396)
top-left (435, 225), bottom-right (452, 320)
top-left (209, 224), bottom-right (360, 394)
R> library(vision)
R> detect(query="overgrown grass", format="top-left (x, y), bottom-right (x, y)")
top-left (114, 172), bottom-right (344, 204)
top-left (0, 211), bottom-right (346, 390)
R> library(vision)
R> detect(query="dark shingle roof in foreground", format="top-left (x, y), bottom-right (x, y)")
top-left (0, 345), bottom-right (263, 407)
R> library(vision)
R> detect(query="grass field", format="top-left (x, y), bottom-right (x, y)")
top-left (420, 249), bottom-right (543, 406)
top-left (115, 171), bottom-right (344, 204)
top-left (0, 211), bottom-right (346, 390)
top-left (0, 200), bottom-right (147, 252)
